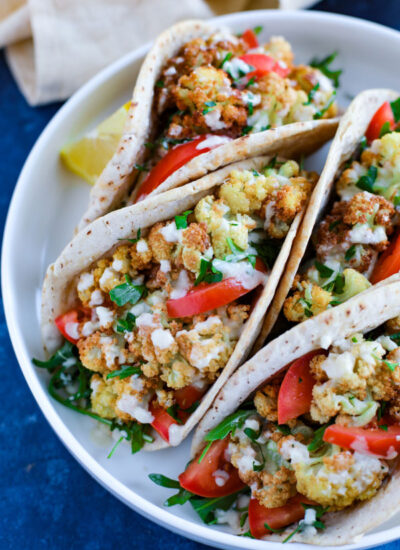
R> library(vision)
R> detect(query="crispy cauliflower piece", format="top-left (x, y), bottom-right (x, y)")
top-left (219, 169), bottom-right (275, 214)
top-left (290, 65), bottom-right (338, 119)
top-left (283, 278), bottom-right (332, 323)
top-left (229, 418), bottom-right (297, 509)
top-left (254, 383), bottom-right (279, 422)
top-left (160, 357), bottom-right (196, 389)
top-left (169, 66), bottom-right (247, 138)
top-left (280, 438), bottom-right (387, 510)
top-left (148, 222), bottom-right (176, 261)
top-left (78, 332), bottom-right (132, 373)
top-left (90, 374), bottom-right (118, 418)
top-left (263, 36), bottom-right (294, 66)
top-left (180, 222), bottom-right (211, 273)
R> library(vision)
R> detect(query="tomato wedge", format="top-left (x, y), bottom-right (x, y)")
top-left (248, 495), bottom-right (314, 539)
top-left (242, 29), bottom-right (259, 49)
top-left (323, 424), bottom-right (400, 459)
top-left (135, 135), bottom-right (229, 201)
top-left (179, 438), bottom-right (245, 498)
top-left (175, 385), bottom-right (205, 410)
top-left (277, 350), bottom-right (325, 425)
top-left (55, 308), bottom-right (89, 344)
top-left (149, 401), bottom-right (177, 443)
top-left (365, 102), bottom-right (395, 143)
top-left (370, 228), bottom-right (400, 284)
top-left (167, 258), bottom-right (265, 318)
top-left (240, 53), bottom-right (290, 80)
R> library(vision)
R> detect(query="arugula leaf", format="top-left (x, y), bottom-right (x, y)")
top-left (241, 531), bottom-right (255, 538)
top-left (166, 488), bottom-right (193, 507)
top-left (252, 240), bottom-right (280, 269)
top-left (307, 422), bottom-right (332, 452)
top-left (264, 523), bottom-right (286, 533)
top-left (380, 121), bottom-right (392, 138)
top-left (33, 341), bottom-right (78, 369)
top-left (148, 474), bottom-right (181, 489)
top-left (345, 244), bottom-right (357, 261)
top-left (377, 401), bottom-right (387, 421)
top-left (220, 51), bottom-right (233, 68)
top-left (242, 125), bottom-right (253, 135)
top-left (204, 409), bottom-right (255, 443)
top-left (195, 259), bottom-right (223, 286)
top-left (106, 365), bottom-right (141, 380)
top-left (314, 261), bottom-right (334, 279)
top-left (129, 422), bottom-right (147, 454)
top-left (310, 51), bottom-right (342, 88)
top-left (123, 229), bottom-right (141, 244)
top-left (109, 274), bottom-right (146, 306)
top-left (333, 273), bottom-right (345, 294)
top-left (314, 91), bottom-right (336, 119)
top-left (190, 493), bottom-right (239, 524)
top-left (283, 504), bottom-right (327, 543)
top-left (175, 210), bottom-right (192, 230)
top-left (116, 312), bottom-right (136, 333)
top-left (166, 404), bottom-right (183, 424)
top-left (356, 165), bottom-right (378, 192)
top-left (245, 76), bottom-right (256, 88)
top-left (303, 83), bottom-right (320, 106)
top-left (391, 97), bottom-right (400, 123)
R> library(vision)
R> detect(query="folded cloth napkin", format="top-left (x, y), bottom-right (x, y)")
top-left (0, 0), bottom-right (317, 106)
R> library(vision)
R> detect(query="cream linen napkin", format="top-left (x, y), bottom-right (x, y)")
top-left (1, 0), bottom-right (317, 106)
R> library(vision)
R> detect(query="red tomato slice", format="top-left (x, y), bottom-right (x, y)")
top-left (365, 102), bottom-right (395, 143)
top-left (370, 228), bottom-right (400, 284)
top-left (323, 424), bottom-right (400, 459)
top-left (167, 258), bottom-right (266, 318)
top-left (55, 308), bottom-right (90, 344)
top-left (179, 438), bottom-right (245, 498)
top-left (240, 53), bottom-right (290, 80)
top-left (277, 350), bottom-right (325, 425)
top-left (149, 400), bottom-right (177, 443)
top-left (175, 385), bottom-right (205, 410)
top-left (135, 135), bottom-right (229, 201)
top-left (242, 29), bottom-right (259, 48)
top-left (248, 495), bottom-right (314, 539)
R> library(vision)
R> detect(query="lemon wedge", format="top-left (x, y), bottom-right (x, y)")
top-left (60, 102), bottom-right (130, 185)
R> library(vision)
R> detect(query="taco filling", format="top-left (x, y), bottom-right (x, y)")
top-left (35, 159), bottom-right (317, 453)
top-left (152, 326), bottom-right (400, 540)
top-left (284, 98), bottom-right (400, 324)
top-left (135, 27), bottom-right (338, 200)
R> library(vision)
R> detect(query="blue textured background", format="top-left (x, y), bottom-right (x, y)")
top-left (1, 2), bottom-right (400, 548)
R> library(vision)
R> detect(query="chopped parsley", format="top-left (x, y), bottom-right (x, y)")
top-left (252, 239), bottom-right (280, 269)
top-left (360, 136), bottom-right (368, 151)
top-left (109, 274), bottom-right (146, 306)
top-left (225, 237), bottom-right (256, 267)
top-left (220, 51), bottom-right (233, 68)
top-left (203, 101), bottom-right (216, 115)
top-left (155, 80), bottom-right (164, 88)
top-left (134, 163), bottom-right (148, 172)
top-left (195, 259), bottom-right (223, 286)
top-left (356, 165), bottom-right (377, 192)
top-left (314, 90), bottom-right (336, 120)
top-left (106, 365), bottom-right (141, 380)
top-left (314, 261), bottom-right (334, 279)
top-left (245, 76), bottom-right (256, 88)
top-left (303, 83), bottom-right (320, 106)
top-left (379, 121), bottom-right (392, 138)
top-left (253, 25), bottom-right (263, 35)
top-left (175, 210), bottom-right (192, 229)
top-left (242, 125), bottom-right (253, 135)
top-left (345, 244), bottom-right (357, 261)
top-left (310, 51), bottom-right (342, 88)
top-left (383, 359), bottom-right (399, 372)
top-left (116, 312), bottom-right (136, 333)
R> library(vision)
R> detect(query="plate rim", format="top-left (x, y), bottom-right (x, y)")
top-left (3, 9), bottom-right (400, 549)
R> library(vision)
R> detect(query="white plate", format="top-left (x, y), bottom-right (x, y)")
top-left (3, 9), bottom-right (400, 550)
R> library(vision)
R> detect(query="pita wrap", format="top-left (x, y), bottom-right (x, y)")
top-left (192, 273), bottom-right (400, 545)
top-left (254, 88), bottom-right (400, 349)
top-left (41, 154), bottom-right (315, 451)
top-left (77, 19), bottom-right (339, 230)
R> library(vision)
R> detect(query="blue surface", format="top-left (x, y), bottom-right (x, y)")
top-left (1, 2), bottom-right (400, 549)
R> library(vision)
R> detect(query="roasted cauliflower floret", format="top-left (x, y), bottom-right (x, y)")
top-left (160, 357), bottom-right (196, 389)
top-left (283, 278), bottom-right (332, 322)
top-left (90, 375), bottom-right (118, 418)
top-left (180, 222), bottom-right (211, 273)
top-left (169, 66), bottom-right (247, 138)
top-left (254, 383), bottom-right (279, 422)
top-left (78, 332), bottom-right (131, 373)
top-left (290, 65), bottom-right (338, 119)
top-left (280, 439), bottom-right (387, 510)
top-left (148, 222), bottom-right (176, 261)
top-left (264, 36), bottom-right (294, 66)
top-left (219, 169), bottom-right (275, 214)
top-left (229, 420), bottom-right (297, 509)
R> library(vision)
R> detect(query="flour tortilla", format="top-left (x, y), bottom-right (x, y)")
top-left (42, 155), bottom-right (311, 451)
top-left (254, 88), bottom-right (400, 350)
top-left (192, 273), bottom-right (400, 545)
top-left (77, 19), bottom-right (339, 230)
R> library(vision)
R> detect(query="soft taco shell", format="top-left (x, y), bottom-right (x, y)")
top-left (77, 19), bottom-right (338, 230)
top-left (254, 88), bottom-right (400, 350)
top-left (192, 273), bottom-right (400, 544)
top-left (42, 155), bottom-right (310, 451)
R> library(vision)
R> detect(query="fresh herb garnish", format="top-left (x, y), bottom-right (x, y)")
top-left (225, 237), bottom-right (256, 267)
top-left (195, 259), bottom-right (223, 286)
top-left (134, 163), bottom-right (148, 172)
top-left (356, 165), bottom-right (378, 192)
top-left (175, 210), bottom-right (192, 230)
top-left (109, 274), bottom-right (146, 306)
top-left (264, 523), bottom-right (286, 533)
top-left (116, 312), bottom-right (136, 333)
top-left (307, 422), bottom-right (332, 452)
top-left (383, 359), bottom-right (399, 372)
top-left (277, 424), bottom-right (291, 435)
top-left (220, 51), bottom-right (233, 68)
top-left (106, 365), bottom-right (141, 380)
top-left (245, 76), bottom-right (256, 88)
top-left (252, 239), bottom-right (280, 269)
top-left (345, 244), bottom-right (357, 261)
top-left (303, 83), bottom-right (320, 106)
top-left (315, 261), bottom-right (334, 279)
top-left (244, 426), bottom-right (265, 471)
top-left (310, 51), bottom-right (342, 88)
top-left (379, 121), bottom-right (392, 138)
top-left (242, 125), bottom-right (253, 135)
top-left (329, 219), bottom-right (341, 231)
top-left (253, 25), bottom-right (263, 35)
top-left (379, 424), bottom-right (388, 431)
top-left (203, 101), bottom-right (216, 115)
top-left (283, 504), bottom-right (327, 543)
top-left (123, 228), bottom-right (141, 244)
top-left (377, 401), bottom-right (387, 421)
top-left (166, 404), bottom-right (183, 424)
top-left (360, 136), bottom-right (368, 151)
top-left (314, 91), bottom-right (336, 119)
top-left (391, 97), bottom-right (400, 123)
